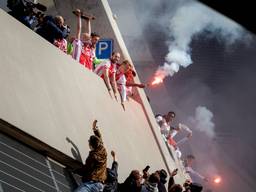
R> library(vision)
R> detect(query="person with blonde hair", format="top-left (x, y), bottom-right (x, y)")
top-left (115, 60), bottom-right (133, 109)
top-left (72, 9), bottom-right (99, 71)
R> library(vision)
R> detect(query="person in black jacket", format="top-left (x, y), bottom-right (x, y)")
top-left (156, 169), bottom-right (168, 192)
top-left (36, 15), bottom-right (68, 44)
top-left (119, 170), bottom-right (142, 192)
top-left (104, 150), bottom-right (119, 192)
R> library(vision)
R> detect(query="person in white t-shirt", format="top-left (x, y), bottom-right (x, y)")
top-left (155, 111), bottom-right (176, 139)
top-left (184, 155), bottom-right (208, 182)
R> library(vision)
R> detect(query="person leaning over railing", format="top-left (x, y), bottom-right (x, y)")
top-left (94, 52), bottom-right (121, 100)
top-left (117, 65), bottom-right (146, 102)
top-left (114, 60), bottom-right (139, 110)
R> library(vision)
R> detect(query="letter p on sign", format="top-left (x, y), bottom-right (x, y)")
top-left (96, 39), bottom-right (113, 59)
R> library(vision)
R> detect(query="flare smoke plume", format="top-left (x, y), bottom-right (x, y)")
top-left (189, 106), bottom-right (215, 138)
top-left (155, 1), bottom-right (249, 80)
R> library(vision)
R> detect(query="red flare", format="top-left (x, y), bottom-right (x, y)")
top-left (214, 176), bottom-right (221, 184)
top-left (151, 77), bottom-right (163, 85)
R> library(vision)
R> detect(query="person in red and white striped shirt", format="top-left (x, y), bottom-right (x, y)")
top-left (94, 52), bottom-right (121, 100)
top-left (72, 9), bottom-right (99, 71)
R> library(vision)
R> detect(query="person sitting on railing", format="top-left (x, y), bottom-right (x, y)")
top-left (114, 60), bottom-right (138, 110)
top-left (72, 9), bottom-right (99, 71)
top-left (120, 66), bottom-right (146, 100)
top-left (155, 111), bottom-right (176, 139)
top-left (73, 120), bottom-right (107, 192)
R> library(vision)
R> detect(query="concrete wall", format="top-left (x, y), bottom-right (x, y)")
top-left (0, 5), bottom-right (186, 184)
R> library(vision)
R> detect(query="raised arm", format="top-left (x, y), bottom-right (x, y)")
top-left (110, 72), bottom-right (118, 101)
top-left (179, 123), bottom-right (192, 138)
top-left (74, 9), bottom-right (82, 40)
top-left (126, 82), bottom-right (145, 88)
top-left (92, 120), bottom-right (102, 140)
top-left (103, 68), bottom-right (112, 94)
top-left (185, 166), bottom-right (206, 181)
top-left (110, 150), bottom-right (118, 175)
top-left (168, 168), bottom-right (178, 190)
top-left (83, 18), bottom-right (91, 36)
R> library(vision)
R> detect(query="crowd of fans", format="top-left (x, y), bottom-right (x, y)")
top-left (155, 112), bottom-right (208, 184)
top-left (71, 120), bottom-right (203, 192)
top-left (6, 1), bottom-right (207, 191)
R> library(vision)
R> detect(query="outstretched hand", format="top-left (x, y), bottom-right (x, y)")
top-left (92, 120), bottom-right (98, 130)
top-left (121, 103), bottom-right (125, 111)
top-left (171, 168), bottom-right (178, 177)
top-left (137, 84), bottom-right (146, 88)
top-left (111, 150), bottom-right (115, 157)
top-left (72, 9), bottom-right (82, 17)
top-left (187, 132), bottom-right (192, 138)
top-left (114, 94), bottom-right (118, 101)
top-left (111, 150), bottom-right (116, 161)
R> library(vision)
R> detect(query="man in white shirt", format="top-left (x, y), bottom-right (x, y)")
top-left (184, 155), bottom-right (208, 183)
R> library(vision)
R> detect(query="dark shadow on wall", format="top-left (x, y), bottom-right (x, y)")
top-left (66, 137), bottom-right (83, 162)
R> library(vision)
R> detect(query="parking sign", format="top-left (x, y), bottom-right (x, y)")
top-left (96, 39), bottom-right (113, 59)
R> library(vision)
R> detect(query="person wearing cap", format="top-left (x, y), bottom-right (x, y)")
top-left (74, 120), bottom-right (107, 192)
